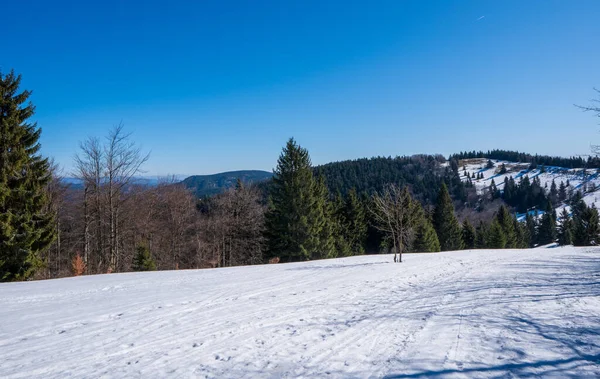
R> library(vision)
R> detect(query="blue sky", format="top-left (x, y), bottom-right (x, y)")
top-left (3, 0), bottom-right (600, 176)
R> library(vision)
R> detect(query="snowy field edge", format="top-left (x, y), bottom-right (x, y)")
top-left (1, 247), bottom-right (599, 378)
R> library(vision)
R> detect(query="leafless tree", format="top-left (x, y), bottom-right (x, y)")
top-left (104, 124), bottom-right (149, 272)
top-left (371, 184), bottom-right (421, 263)
top-left (74, 137), bottom-right (104, 269)
top-left (577, 88), bottom-right (600, 155)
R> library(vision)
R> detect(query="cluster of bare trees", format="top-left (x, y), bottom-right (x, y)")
top-left (38, 126), bottom-right (265, 279)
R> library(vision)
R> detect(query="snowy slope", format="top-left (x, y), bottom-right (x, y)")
top-left (1, 247), bottom-right (600, 378)
top-left (459, 158), bottom-right (600, 220)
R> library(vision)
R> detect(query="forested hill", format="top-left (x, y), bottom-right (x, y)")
top-left (451, 149), bottom-right (600, 169)
top-left (314, 154), bottom-right (466, 205)
top-left (182, 170), bottom-right (273, 197)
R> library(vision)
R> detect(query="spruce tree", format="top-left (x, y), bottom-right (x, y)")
top-left (537, 213), bottom-right (557, 245)
top-left (573, 203), bottom-right (600, 246)
top-left (311, 174), bottom-right (336, 260)
top-left (332, 191), bottom-right (352, 257)
top-left (475, 221), bottom-right (488, 248)
top-left (558, 181), bottom-right (567, 202)
top-left (571, 192), bottom-right (589, 246)
top-left (432, 183), bottom-right (463, 251)
top-left (413, 218), bottom-right (441, 252)
top-left (549, 180), bottom-right (558, 205)
top-left (132, 245), bottom-right (156, 271)
top-left (586, 205), bottom-right (600, 245)
top-left (462, 219), bottom-right (476, 249)
top-left (487, 220), bottom-right (507, 249)
top-left (265, 139), bottom-right (332, 262)
top-left (525, 213), bottom-right (538, 247)
top-left (513, 218), bottom-right (527, 248)
top-left (496, 205), bottom-right (516, 248)
top-left (0, 71), bottom-right (55, 281)
top-left (557, 208), bottom-right (572, 246)
top-left (343, 188), bottom-right (367, 255)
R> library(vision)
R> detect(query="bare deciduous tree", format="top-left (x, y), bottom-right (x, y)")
top-left (104, 124), bottom-right (149, 272)
top-left (577, 88), bottom-right (600, 155)
top-left (371, 184), bottom-right (421, 263)
top-left (74, 137), bottom-right (104, 268)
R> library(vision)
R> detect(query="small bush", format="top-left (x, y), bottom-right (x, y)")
top-left (132, 245), bottom-right (157, 271)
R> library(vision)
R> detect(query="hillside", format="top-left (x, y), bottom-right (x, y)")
top-left (181, 170), bottom-right (273, 197)
top-left (460, 158), bottom-right (600, 219)
top-left (1, 247), bottom-right (599, 378)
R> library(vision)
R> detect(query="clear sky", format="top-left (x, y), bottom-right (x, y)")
top-left (2, 0), bottom-right (600, 176)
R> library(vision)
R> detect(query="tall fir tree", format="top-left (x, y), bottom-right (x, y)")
top-left (557, 208), bottom-right (573, 246)
top-left (571, 192), bottom-right (591, 246)
top-left (487, 220), bottom-right (507, 249)
top-left (462, 219), bottom-right (476, 249)
top-left (265, 139), bottom-right (333, 262)
top-left (432, 183), bottom-right (463, 251)
top-left (496, 205), bottom-right (516, 248)
top-left (343, 188), bottom-right (367, 255)
top-left (558, 181), bottom-right (567, 202)
top-left (311, 174), bottom-right (337, 260)
top-left (513, 218), bottom-right (527, 248)
top-left (573, 204), bottom-right (599, 246)
top-left (0, 71), bottom-right (55, 281)
top-left (537, 213), bottom-right (557, 245)
top-left (525, 213), bottom-right (538, 247)
top-left (332, 191), bottom-right (353, 257)
top-left (549, 180), bottom-right (558, 205)
top-left (413, 218), bottom-right (441, 253)
top-left (475, 221), bottom-right (488, 248)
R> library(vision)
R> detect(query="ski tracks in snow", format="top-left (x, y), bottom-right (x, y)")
top-left (1, 248), bottom-right (599, 378)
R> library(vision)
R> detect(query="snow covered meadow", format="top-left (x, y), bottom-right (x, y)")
top-left (1, 247), bottom-right (599, 378)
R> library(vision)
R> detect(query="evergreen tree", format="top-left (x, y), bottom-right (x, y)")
top-left (462, 219), bottom-right (476, 249)
top-left (537, 213), bottom-right (557, 245)
top-left (432, 184), bottom-right (463, 251)
top-left (489, 179), bottom-right (500, 200)
top-left (586, 205), bottom-right (600, 245)
top-left (499, 163), bottom-right (507, 174)
top-left (413, 218), bottom-right (441, 252)
top-left (332, 191), bottom-right (352, 257)
top-left (571, 192), bottom-right (589, 246)
top-left (513, 218), bottom-right (527, 248)
top-left (266, 138), bottom-right (332, 262)
top-left (343, 188), bottom-right (367, 255)
top-left (557, 208), bottom-right (573, 246)
top-left (572, 198), bottom-right (600, 246)
top-left (558, 181), bottom-right (567, 202)
top-left (496, 205), bottom-right (516, 248)
top-left (311, 174), bottom-right (337, 260)
top-left (549, 180), bottom-right (558, 205)
top-left (0, 71), bottom-right (55, 281)
top-left (475, 221), bottom-right (488, 248)
top-left (131, 245), bottom-right (157, 271)
top-left (487, 220), bottom-right (507, 249)
top-left (525, 213), bottom-right (538, 247)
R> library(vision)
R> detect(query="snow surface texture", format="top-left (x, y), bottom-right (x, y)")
top-left (1, 247), bottom-right (599, 378)
top-left (459, 158), bottom-right (600, 221)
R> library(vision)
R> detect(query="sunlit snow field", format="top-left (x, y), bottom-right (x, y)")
top-left (1, 247), bottom-right (599, 378)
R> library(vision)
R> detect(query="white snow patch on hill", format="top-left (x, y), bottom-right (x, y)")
top-left (459, 158), bottom-right (600, 220)
top-left (1, 248), bottom-right (599, 378)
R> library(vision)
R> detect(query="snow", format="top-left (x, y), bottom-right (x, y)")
top-left (1, 247), bottom-right (600, 378)
top-left (459, 158), bottom-right (600, 220)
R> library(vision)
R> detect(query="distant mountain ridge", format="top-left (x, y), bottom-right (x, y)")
top-left (181, 170), bottom-right (273, 197)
